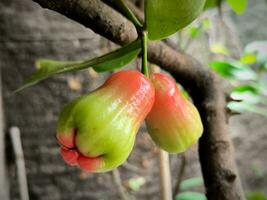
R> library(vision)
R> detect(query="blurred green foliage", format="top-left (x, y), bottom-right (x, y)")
top-left (175, 176), bottom-right (206, 200)
top-left (204, 0), bottom-right (248, 14)
top-left (127, 177), bottom-right (146, 191)
top-left (180, 177), bottom-right (204, 190)
top-left (246, 192), bottom-right (267, 200)
top-left (176, 192), bottom-right (206, 200)
top-left (210, 41), bottom-right (267, 117)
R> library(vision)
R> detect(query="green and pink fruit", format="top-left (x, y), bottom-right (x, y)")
top-left (145, 73), bottom-right (203, 153)
top-left (57, 70), bottom-right (155, 172)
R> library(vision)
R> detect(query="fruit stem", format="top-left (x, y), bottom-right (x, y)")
top-left (141, 31), bottom-right (149, 77)
top-left (116, 0), bottom-right (143, 29)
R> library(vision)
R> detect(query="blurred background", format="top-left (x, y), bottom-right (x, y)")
top-left (0, 0), bottom-right (267, 199)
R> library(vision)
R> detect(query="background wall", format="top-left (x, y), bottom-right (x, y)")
top-left (1, 0), bottom-right (266, 199)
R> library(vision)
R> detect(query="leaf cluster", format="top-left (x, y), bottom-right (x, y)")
top-left (210, 41), bottom-right (267, 117)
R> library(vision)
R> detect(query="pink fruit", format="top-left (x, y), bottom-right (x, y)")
top-left (146, 73), bottom-right (203, 153)
top-left (57, 70), bottom-right (155, 172)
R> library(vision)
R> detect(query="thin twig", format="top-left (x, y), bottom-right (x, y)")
top-left (9, 127), bottom-right (29, 200)
top-left (0, 69), bottom-right (9, 200)
top-left (122, 161), bottom-right (140, 173)
top-left (159, 150), bottom-right (172, 200)
top-left (112, 169), bottom-right (131, 200)
top-left (173, 153), bottom-right (187, 199)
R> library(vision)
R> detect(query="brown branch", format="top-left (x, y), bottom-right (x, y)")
top-left (31, 0), bottom-right (245, 199)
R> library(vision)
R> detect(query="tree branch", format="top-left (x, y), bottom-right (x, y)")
top-left (31, 0), bottom-right (245, 199)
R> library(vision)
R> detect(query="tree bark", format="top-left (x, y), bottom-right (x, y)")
top-left (31, 0), bottom-right (245, 199)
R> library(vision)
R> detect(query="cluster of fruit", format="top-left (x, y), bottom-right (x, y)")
top-left (56, 70), bottom-right (203, 173)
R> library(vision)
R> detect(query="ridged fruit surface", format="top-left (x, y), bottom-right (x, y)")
top-left (57, 70), bottom-right (155, 172)
top-left (146, 73), bottom-right (203, 153)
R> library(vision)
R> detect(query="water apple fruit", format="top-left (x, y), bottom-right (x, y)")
top-left (146, 73), bottom-right (203, 153)
top-left (57, 70), bottom-right (155, 172)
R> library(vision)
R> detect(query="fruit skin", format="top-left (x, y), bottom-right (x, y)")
top-left (56, 70), bottom-right (155, 172)
top-left (145, 73), bottom-right (203, 153)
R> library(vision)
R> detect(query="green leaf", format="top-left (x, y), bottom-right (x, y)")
top-left (15, 39), bottom-right (141, 92)
top-left (187, 19), bottom-right (210, 39)
top-left (246, 191), bottom-right (267, 200)
top-left (128, 177), bottom-right (146, 191)
top-left (209, 61), bottom-right (257, 81)
top-left (204, 0), bottom-right (224, 10)
top-left (201, 19), bottom-right (211, 30)
top-left (231, 85), bottom-right (260, 104)
top-left (245, 41), bottom-right (267, 64)
top-left (93, 40), bottom-right (141, 72)
top-left (240, 54), bottom-right (257, 64)
top-left (145, 0), bottom-right (206, 40)
top-left (180, 177), bottom-right (204, 190)
top-left (258, 79), bottom-right (267, 95)
top-left (231, 85), bottom-right (267, 105)
top-left (227, 101), bottom-right (267, 118)
top-left (232, 85), bottom-right (259, 93)
top-left (226, 0), bottom-right (248, 14)
top-left (189, 26), bottom-right (201, 39)
top-left (210, 43), bottom-right (230, 56)
top-left (175, 192), bottom-right (206, 200)
top-left (231, 91), bottom-right (260, 104)
top-left (204, 0), bottom-right (217, 9)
